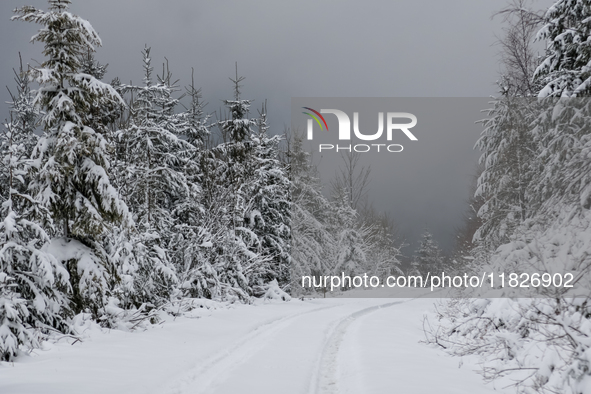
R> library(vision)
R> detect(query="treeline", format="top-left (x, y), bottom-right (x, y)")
top-left (429, 1), bottom-right (591, 393)
top-left (0, 0), bottom-right (406, 361)
top-left (0, 0), bottom-right (293, 361)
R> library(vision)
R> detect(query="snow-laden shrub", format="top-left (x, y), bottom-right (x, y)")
top-left (261, 280), bottom-right (291, 302)
top-left (97, 297), bottom-right (160, 330)
top-left (428, 208), bottom-right (591, 394)
top-left (429, 296), bottom-right (591, 394)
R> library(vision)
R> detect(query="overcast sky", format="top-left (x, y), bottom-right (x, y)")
top-left (0, 0), bottom-right (553, 254)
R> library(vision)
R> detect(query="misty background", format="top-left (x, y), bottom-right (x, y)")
top-left (0, 0), bottom-right (552, 255)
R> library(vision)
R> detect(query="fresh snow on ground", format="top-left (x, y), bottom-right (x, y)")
top-left (0, 294), bottom-right (509, 394)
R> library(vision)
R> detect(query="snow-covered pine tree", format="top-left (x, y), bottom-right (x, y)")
top-left (411, 230), bottom-right (444, 277)
top-left (167, 69), bottom-right (219, 300)
top-left (535, 0), bottom-right (591, 98)
top-left (182, 68), bottom-right (210, 149)
top-left (289, 131), bottom-right (336, 295)
top-left (113, 47), bottom-right (191, 307)
top-left (244, 102), bottom-right (291, 291)
top-left (474, 91), bottom-right (538, 251)
top-left (193, 135), bottom-right (236, 299)
top-left (533, 0), bottom-right (591, 212)
top-left (199, 69), bottom-right (267, 300)
top-left (13, 0), bottom-right (130, 316)
top-left (0, 61), bottom-right (69, 360)
top-left (473, 2), bottom-right (541, 254)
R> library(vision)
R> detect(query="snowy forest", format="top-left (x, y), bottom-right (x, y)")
top-left (0, 0), bottom-right (408, 362)
top-left (2, 0), bottom-right (591, 393)
top-left (0, 0), bottom-right (296, 360)
top-left (428, 1), bottom-right (591, 393)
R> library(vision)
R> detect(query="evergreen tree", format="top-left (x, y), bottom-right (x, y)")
top-left (474, 92), bottom-right (538, 251)
top-left (113, 47), bottom-right (191, 306)
top-left (535, 0), bottom-right (591, 98)
top-left (290, 131), bottom-right (336, 294)
top-left (533, 1), bottom-right (591, 211)
top-left (523, 0), bottom-right (591, 279)
top-left (0, 61), bottom-right (69, 360)
top-left (182, 68), bottom-right (210, 148)
top-left (207, 71), bottom-right (264, 299)
top-left (244, 103), bottom-right (291, 289)
top-left (412, 230), bottom-right (444, 276)
top-left (168, 69), bottom-right (217, 300)
top-left (474, 1), bottom-right (542, 253)
top-left (13, 0), bottom-right (130, 315)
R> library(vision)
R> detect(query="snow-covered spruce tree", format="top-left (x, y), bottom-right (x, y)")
top-left (0, 61), bottom-right (39, 202)
top-left (113, 47), bottom-right (189, 307)
top-left (13, 0), bottom-right (130, 316)
top-left (535, 0), bottom-right (591, 98)
top-left (532, 0), bottom-right (591, 213)
top-left (194, 133), bottom-right (239, 299)
top-left (474, 91), bottom-right (538, 252)
top-left (0, 61), bottom-right (69, 360)
top-left (290, 131), bottom-right (337, 295)
top-left (243, 103), bottom-right (291, 292)
top-left (181, 69), bottom-right (210, 149)
top-left (411, 230), bottom-right (444, 277)
top-left (474, 1), bottom-right (542, 255)
top-left (520, 0), bottom-right (591, 259)
top-left (167, 69), bottom-right (220, 300)
top-left (196, 70), bottom-right (269, 300)
top-left (0, 276), bottom-right (30, 361)
top-left (447, 2), bottom-right (539, 269)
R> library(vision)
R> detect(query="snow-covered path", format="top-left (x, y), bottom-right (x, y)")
top-left (1, 297), bottom-right (507, 394)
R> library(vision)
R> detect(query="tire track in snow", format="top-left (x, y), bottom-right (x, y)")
top-left (311, 300), bottom-right (409, 394)
top-left (160, 302), bottom-right (344, 394)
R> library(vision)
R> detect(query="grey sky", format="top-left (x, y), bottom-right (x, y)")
top-left (0, 0), bottom-right (553, 254)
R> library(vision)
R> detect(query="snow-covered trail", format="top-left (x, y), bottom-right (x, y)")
top-left (0, 297), bottom-right (507, 394)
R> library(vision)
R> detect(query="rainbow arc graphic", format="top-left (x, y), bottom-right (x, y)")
top-left (302, 107), bottom-right (328, 132)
